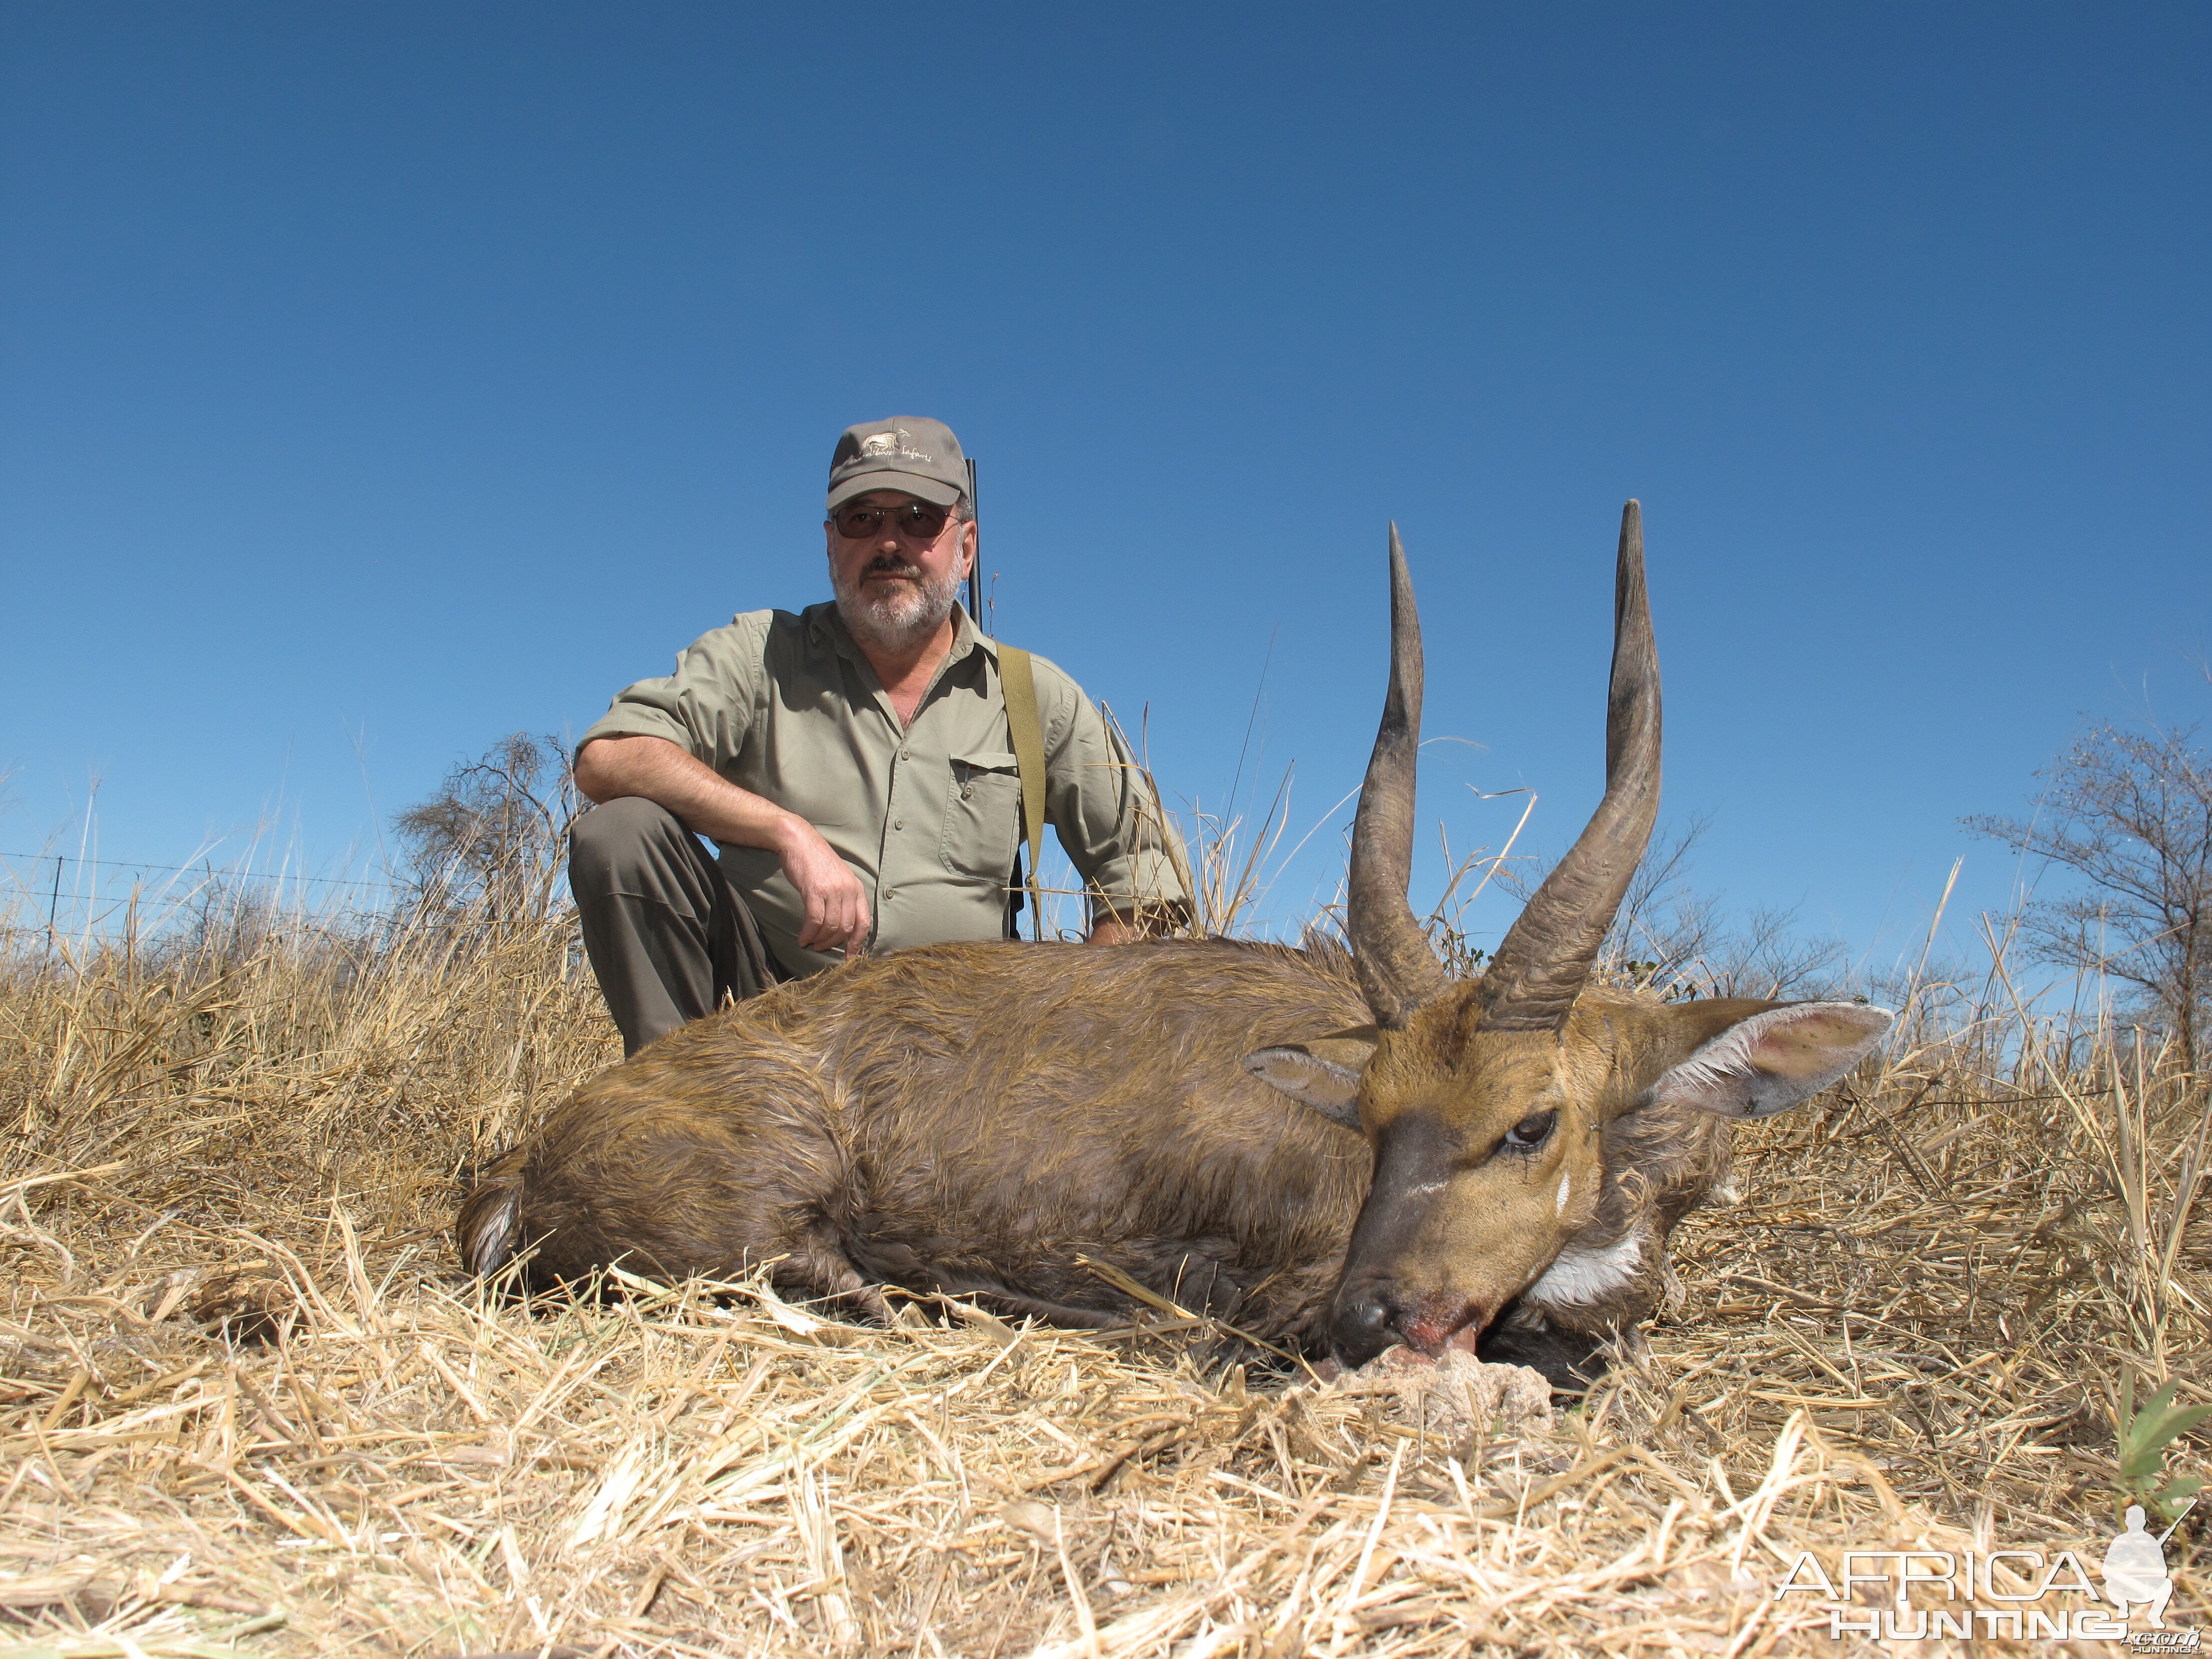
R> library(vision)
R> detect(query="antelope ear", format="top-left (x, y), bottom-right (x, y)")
top-left (1243, 1027), bottom-right (1379, 1128)
top-left (1643, 1002), bottom-right (1894, 1120)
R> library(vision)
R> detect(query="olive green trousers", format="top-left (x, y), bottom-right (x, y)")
top-left (569, 797), bottom-right (785, 1056)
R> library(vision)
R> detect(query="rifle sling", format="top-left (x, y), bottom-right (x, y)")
top-left (997, 645), bottom-right (1047, 940)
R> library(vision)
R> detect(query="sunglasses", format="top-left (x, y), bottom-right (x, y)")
top-left (832, 500), bottom-right (952, 541)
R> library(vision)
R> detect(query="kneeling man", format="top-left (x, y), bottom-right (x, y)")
top-left (572, 415), bottom-right (1191, 1054)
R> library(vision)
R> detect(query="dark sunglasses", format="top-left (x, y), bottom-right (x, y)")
top-left (831, 500), bottom-right (952, 541)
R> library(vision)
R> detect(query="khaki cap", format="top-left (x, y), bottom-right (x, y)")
top-left (826, 416), bottom-right (969, 512)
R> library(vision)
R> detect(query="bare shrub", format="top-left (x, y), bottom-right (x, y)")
top-left (1967, 719), bottom-right (2212, 1070)
top-left (393, 730), bottom-right (580, 933)
top-left (167, 876), bottom-right (284, 975)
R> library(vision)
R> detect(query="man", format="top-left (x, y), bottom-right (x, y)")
top-left (570, 415), bottom-right (1191, 1054)
top-left (2101, 1504), bottom-right (2174, 1628)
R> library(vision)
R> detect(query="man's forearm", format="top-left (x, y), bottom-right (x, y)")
top-left (578, 734), bottom-right (872, 955)
top-left (575, 734), bottom-right (800, 857)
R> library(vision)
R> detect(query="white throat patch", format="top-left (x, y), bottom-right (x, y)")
top-left (1525, 1227), bottom-right (1645, 1310)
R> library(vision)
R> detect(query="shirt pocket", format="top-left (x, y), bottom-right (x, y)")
top-left (942, 750), bottom-right (1023, 880)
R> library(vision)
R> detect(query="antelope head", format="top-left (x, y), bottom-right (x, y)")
top-left (1246, 507), bottom-right (1893, 1367)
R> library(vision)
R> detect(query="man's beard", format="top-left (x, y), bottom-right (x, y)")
top-left (834, 555), bottom-right (962, 655)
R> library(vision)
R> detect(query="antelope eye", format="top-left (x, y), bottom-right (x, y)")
top-left (1505, 1109), bottom-right (1557, 1149)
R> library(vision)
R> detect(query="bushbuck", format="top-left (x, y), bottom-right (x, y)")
top-left (461, 505), bottom-right (1891, 1382)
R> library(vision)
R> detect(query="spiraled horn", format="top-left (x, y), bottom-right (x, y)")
top-left (1475, 501), bottom-right (1662, 1032)
top-left (1346, 523), bottom-right (1448, 1029)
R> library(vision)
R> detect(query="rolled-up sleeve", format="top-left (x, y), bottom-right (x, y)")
top-left (1029, 657), bottom-right (1193, 924)
top-left (576, 613), bottom-right (770, 774)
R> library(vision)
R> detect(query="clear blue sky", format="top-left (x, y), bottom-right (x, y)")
top-left (4, 5), bottom-right (2207, 973)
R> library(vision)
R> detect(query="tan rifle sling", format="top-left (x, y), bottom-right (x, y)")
top-left (996, 645), bottom-right (1047, 940)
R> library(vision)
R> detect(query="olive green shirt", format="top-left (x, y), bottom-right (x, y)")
top-left (578, 602), bottom-right (1190, 976)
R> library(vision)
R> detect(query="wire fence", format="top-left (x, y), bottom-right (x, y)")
top-left (0, 849), bottom-right (589, 983)
top-left (0, 849), bottom-right (414, 948)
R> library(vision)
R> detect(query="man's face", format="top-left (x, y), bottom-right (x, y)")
top-left (825, 489), bottom-right (977, 654)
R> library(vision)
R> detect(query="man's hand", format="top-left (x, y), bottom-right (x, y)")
top-left (774, 815), bottom-right (872, 956)
top-left (1085, 900), bottom-right (1191, 945)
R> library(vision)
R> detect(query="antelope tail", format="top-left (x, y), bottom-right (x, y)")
top-left (457, 1154), bottom-right (528, 1277)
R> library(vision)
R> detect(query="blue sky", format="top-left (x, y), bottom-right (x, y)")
top-left (3, 5), bottom-right (2207, 974)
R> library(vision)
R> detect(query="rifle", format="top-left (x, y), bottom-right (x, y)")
top-left (965, 456), bottom-right (984, 631)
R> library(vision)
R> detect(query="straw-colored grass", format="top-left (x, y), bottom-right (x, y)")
top-left (3, 886), bottom-right (2207, 1656)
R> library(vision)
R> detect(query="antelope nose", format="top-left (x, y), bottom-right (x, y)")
top-left (1328, 1288), bottom-right (1400, 1369)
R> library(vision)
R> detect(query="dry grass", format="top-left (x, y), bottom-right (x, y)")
top-left (3, 887), bottom-right (2209, 1656)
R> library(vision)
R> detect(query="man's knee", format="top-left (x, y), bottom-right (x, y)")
top-left (570, 797), bottom-right (698, 891)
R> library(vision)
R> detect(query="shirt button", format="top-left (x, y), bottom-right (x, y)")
top-left (882, 889), bottom-right (894, 901)
top-left (898, 750), bottom-right (909, 762)
top-left (894, 819), bottom-right (904, 831)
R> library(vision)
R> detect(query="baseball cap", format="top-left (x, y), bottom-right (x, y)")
top-left (826, 417), bottom-right (969, 512)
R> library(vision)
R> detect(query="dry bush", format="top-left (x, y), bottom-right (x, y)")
top-left (4, 857), bottom-right (2211, 1655)
top-left (1967, 716), bottom-right (2212, 1071)
top-left (394, 733), bottom-right (583, 943)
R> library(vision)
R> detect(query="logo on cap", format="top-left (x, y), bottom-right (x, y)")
top-left (859, 427), bottom-right (931, 463)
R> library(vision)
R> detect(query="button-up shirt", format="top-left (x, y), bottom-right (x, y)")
top-left (578, 602), bottom-right (1191, 976)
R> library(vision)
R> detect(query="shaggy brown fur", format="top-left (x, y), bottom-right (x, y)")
top-left (459, 937), bottom-right (1734, 1383)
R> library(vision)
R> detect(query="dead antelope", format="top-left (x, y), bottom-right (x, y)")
top-left (462, 504), bottom-right (1891, 1382)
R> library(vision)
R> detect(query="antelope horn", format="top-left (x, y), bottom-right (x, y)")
top-left (1476, 501), bottom-right (1662, 1032)
top-left (1347, 523), bottom-right (1448, 1029)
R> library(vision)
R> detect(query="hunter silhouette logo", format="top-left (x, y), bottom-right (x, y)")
top-left (2105, 1501), bottom-right (2193, 1631)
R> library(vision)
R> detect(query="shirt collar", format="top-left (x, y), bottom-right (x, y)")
top-left (947, 601), bottom-right (996, 667)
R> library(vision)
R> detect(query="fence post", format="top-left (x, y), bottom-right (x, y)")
top-left (46, 855), bottom-right (62, 953)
